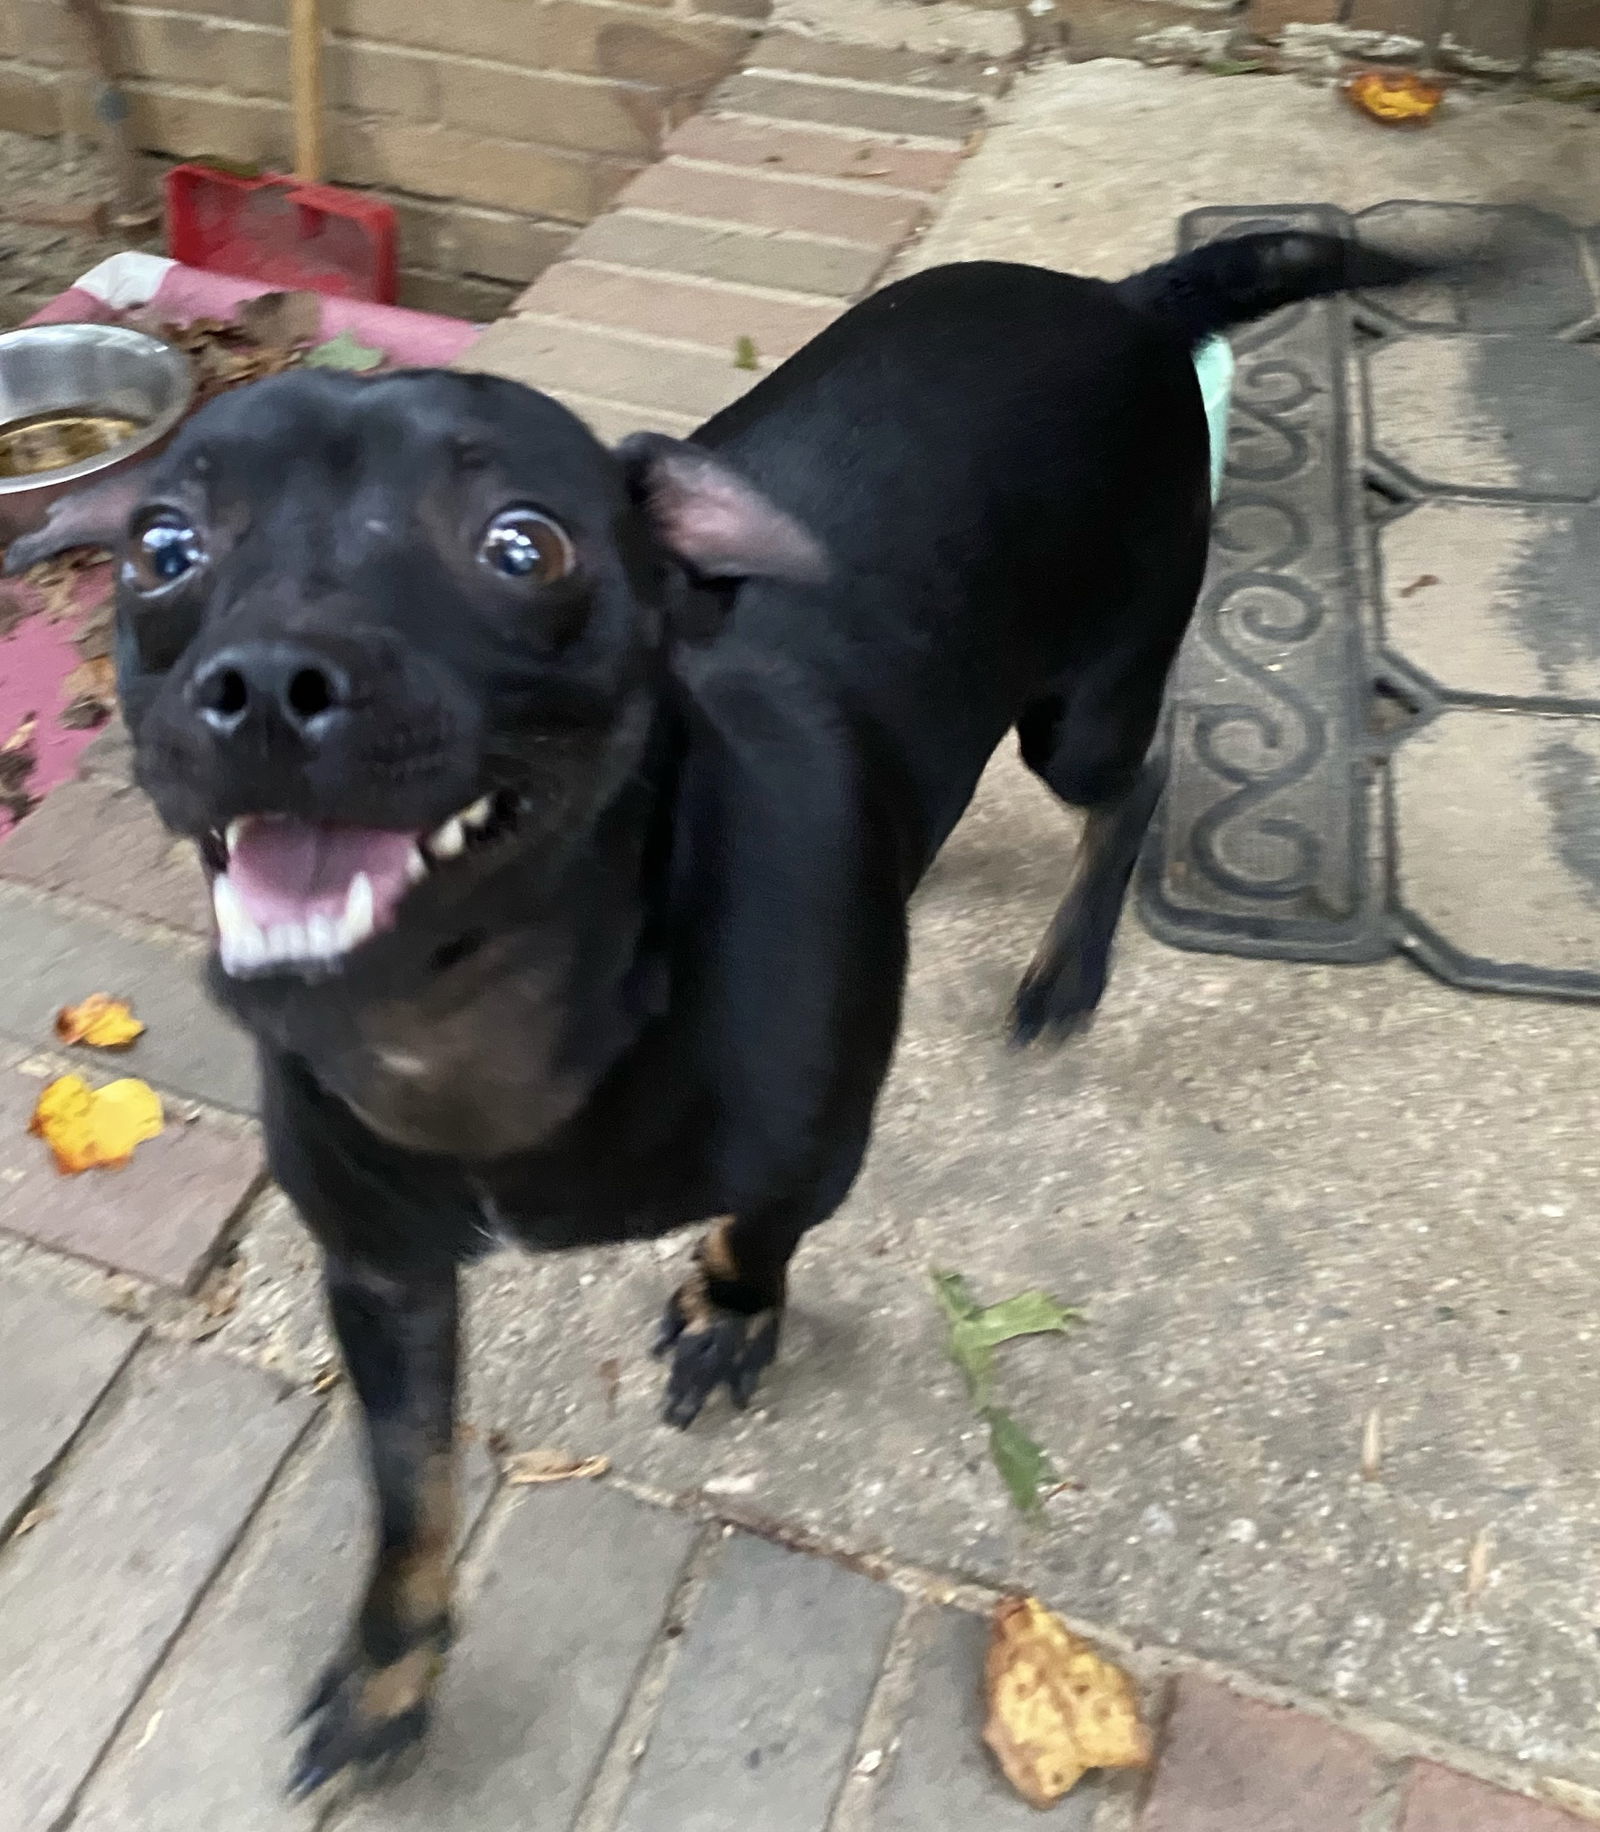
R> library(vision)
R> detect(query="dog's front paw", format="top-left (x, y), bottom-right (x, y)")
top-left (1009, 956), bottom-right (1105, 1048)
top-left (653, 1285), bottom-right (781, 1428)
top-left (288, 1631), bottom-right (447, 1802)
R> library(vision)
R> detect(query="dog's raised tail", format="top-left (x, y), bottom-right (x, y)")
top-left (1115, 230), bottom-right (1438, 345)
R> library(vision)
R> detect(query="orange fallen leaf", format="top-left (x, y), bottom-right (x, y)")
top-left (29, 1073), bottom-right (164, 1174)
top-left (1344, 68), bottom-right (1445, 127)
top-left (60, 655), bottom-right (117, 730)
top-left (55, 993), bottom-right (145, 1050)
top-left (503, 1447), bottom-right (611, 1485)
top-left (983, 1596), bottom-right (1151, 1808)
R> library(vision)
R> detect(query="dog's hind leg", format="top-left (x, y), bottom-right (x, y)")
top-left (290, 1256), bottom-right (459, 1800)
top-left (1010, 739), bottom-right (1165, 1045)
top-left (1009, 618), bottom-right (1189, 1047)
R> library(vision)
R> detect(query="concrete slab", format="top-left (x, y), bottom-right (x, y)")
top-left (1379, 502), bottom-right (1600, 703)
top-left (1393, 708), bottom-right (1600, 978)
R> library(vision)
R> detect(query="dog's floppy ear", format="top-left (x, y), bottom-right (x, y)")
top-left (2, 466), bottom-right (151, 576)
top-left (617, 432), bottom-right (827, 584)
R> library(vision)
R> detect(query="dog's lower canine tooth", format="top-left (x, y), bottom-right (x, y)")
top-left (429, 817), bottom-right (466, 860)
top-left (225, 818), bottom-right (245, 855)
top-left (345, 871), bottom-right (376, 944)
top-left (406, 846), bottom-right (428, 886)
top-left (460, 796), bottom-right (492, 829)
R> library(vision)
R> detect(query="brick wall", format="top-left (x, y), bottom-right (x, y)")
top-left (0, 0), bottom-right (767, 318)
top-left (1050, 0), bottom-right (1600, 80)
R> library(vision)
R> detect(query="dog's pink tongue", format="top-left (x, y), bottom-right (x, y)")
top-left (227, 821), bottom-right (417, 929)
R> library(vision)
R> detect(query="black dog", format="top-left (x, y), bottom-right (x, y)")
top-left (10, 232), bottom-right (1434, 1795)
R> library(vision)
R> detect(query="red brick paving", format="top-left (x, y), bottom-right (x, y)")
top-left (1139, 1678), bottom-right (1383, 1832)
top-left (0, 777), bottom-right (209, 937)
top-left (1399, 1764), bottom-right (1589, 1831)
top-left (0, 1055), bottom-right (262, 1288)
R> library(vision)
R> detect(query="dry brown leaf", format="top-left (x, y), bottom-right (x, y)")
top-left (310, 1361), bottom-right (341, 1394)
top-left (236, 289), bottom-right (323, 350)
top-left (1344, 68), bottom-right (1446, 127)
top-left (13, 1504), bottom-right (53, 1537)
top-left (982, 1596), bottom-right (1151, 1808)
top-left (60, 655), bottom-right (117, 730)
top-left (29, 1073), bottom-right (164, 1174)
top-left (1, 713), bottom-right (36, 755)
top-left (55, 993), bottom-right (145, 1050)
top-left (503, 1447), bottom-right (611, 1485)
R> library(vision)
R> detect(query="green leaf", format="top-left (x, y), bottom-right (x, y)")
top-left (732, 334), bottom-right (759, 372)
top-left (956, 1290), bottom-right (1083, 1356)
top-left (931, 1266), bottom-right (981, 1324)
top-left (985, 1406), bottom-right (1057, 1515)
top-left (304, 329), bottom-right (385, 373)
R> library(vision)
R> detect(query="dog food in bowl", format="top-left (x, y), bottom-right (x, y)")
top-left (0, 323), bottom-right (194, 543)
top-left (0, 409), bottom-right (146, 480)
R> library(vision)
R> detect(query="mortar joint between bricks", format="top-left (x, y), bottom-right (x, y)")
top-left (824, 1595), bottom-right (936, 1832)
top-left (738, 63), bottom-right (999, 104)
top-left (659, 151), bottom-right (934, 200)
top-left (611, 204), bottom-right (898, 251)
top-left (702, 105), bottom-right (972, 152)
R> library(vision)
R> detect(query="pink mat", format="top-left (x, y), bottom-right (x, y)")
top-left (1, 258), bottom-right (482, 829)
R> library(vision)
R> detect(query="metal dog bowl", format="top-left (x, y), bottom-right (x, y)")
top-left (0, 322), bottom-right (194, 545)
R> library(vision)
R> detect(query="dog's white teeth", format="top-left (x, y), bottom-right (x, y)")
top-left (405, 844), bottom-right (429, 886)
top-left (213, 875), bottom-right (267, 975)
top-left (305, 913), bottom-right (340, 958)
top-left (429, 816), bottom-right (466, 860)
top-left (344, 872), bottom-right (376, 948)
top-left (224, 818), bottom-right (246, 856)
top-left (268, 922), bottom-right (304, 962)
top-left (460, 795), bottom-right (493, 830)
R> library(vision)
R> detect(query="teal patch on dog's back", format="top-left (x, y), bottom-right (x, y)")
top-left (1193, 335), bottom-right (1234, 501)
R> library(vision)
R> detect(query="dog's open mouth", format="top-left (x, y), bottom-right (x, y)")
top-left (207, 793), bottom-right (516, 976)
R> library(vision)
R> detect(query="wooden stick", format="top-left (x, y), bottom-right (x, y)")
top-left (290, 0), bottom-right (325, 183)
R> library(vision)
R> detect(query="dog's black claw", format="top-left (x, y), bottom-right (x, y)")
top-left (656, 1295), bottom-right (781, 1429)
top-left (1009, 968), bottom-right (1103, 1049)
top-left (287, 1646), bottom-right (440, 1802)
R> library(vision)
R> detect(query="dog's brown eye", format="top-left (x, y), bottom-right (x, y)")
top-left (479, 508), bottom-right (575, 584)
top-left (128, 511), bottom-right (206, 592)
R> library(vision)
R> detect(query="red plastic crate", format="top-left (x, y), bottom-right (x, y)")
top-left (166, 164), bottom-right (397, 304)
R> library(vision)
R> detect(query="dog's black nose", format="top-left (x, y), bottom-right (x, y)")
top-left (189, 643), bottom-right (354, 743)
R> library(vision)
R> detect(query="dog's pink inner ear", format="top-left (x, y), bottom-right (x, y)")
top-left (620, 434), bottom-right (827, 584)
top-left (1, 467), bottom-right (151, 576)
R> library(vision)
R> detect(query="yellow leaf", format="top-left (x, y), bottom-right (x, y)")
top-left (55, 993), bottom-right (145, 1050)
top-left (503, 1447), bottom-right (610, 1485)
top-left (982, 1596), bottom-right (1151, 1808)
top-left (29, 1073), bottom-right (163, 1174)
top-left (1344, 68), bottom-right (1445, 126)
